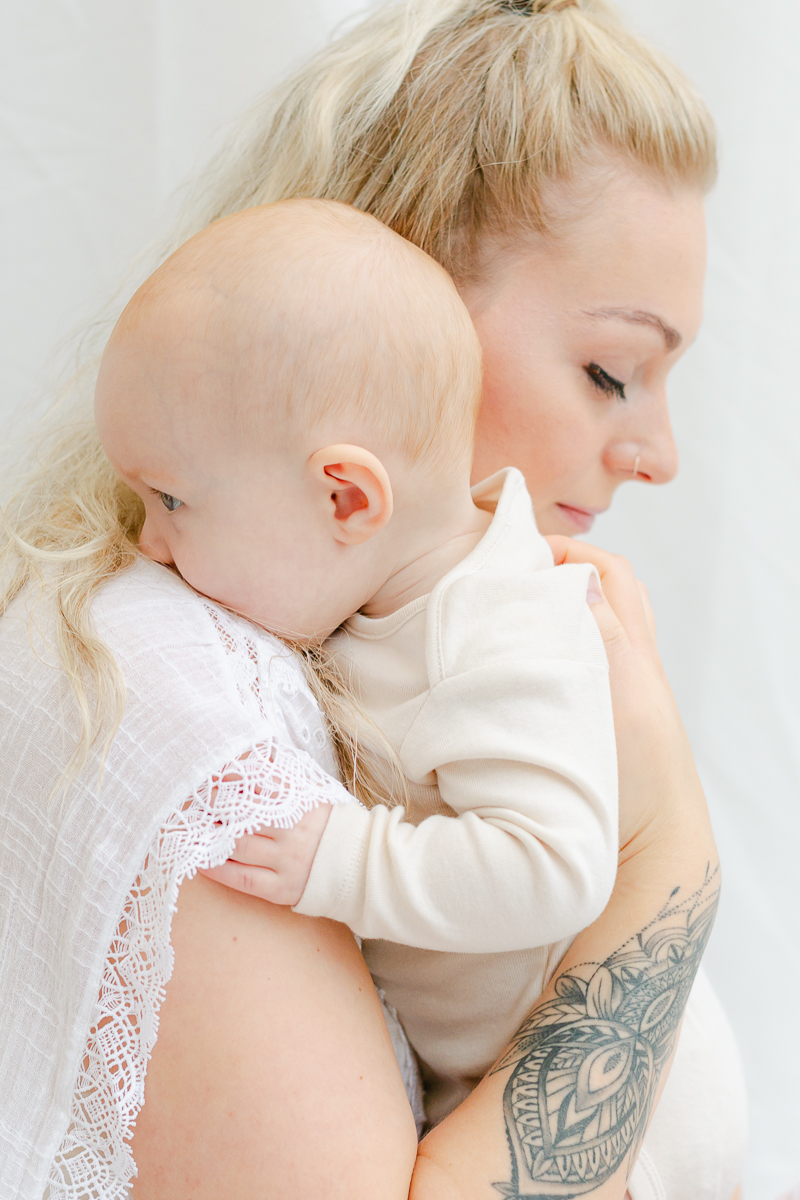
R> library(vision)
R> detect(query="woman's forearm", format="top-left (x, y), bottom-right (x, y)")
top-left (412, 804), bottom-right (719, 1200)
top-left (401, 538), bottom-right (724, 1200)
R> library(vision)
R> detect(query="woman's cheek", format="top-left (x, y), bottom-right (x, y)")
top-left (473, 370), bottom-right (545, 477)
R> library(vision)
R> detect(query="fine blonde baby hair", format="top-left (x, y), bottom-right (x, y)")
top-left (1, 0), bottom-right (717, 800)
top-left (119, 199), bottom-right (482, 478)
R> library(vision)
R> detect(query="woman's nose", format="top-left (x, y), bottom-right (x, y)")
top-left (604, 394), bottom-right (679, 485)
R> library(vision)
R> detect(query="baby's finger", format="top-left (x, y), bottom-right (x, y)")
top-left (227, 832), bottom-right (284, 870)
top-left (199, 860), bottom-right (292, 904)
top-left (231, 823), bottom-right (296, 842)
top-left (251, 823), bottom-right (293, 841)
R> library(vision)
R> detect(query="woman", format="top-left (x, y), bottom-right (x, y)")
top-left (0, 1), bottom-right (746, 1197)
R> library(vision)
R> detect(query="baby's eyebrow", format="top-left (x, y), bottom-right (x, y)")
top-left (582, 308), bottom-right (682, 352)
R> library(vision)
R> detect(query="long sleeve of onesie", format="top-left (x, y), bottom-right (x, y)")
top-left (295, 469), bottom-right (618, 953)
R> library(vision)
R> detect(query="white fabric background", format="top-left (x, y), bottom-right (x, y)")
top-left (1, 3), bottom-right (798, 1197)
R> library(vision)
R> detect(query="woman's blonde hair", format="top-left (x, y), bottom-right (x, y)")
top-left (181, 0), bottom-right (716, 275)
top-left (1, 0), bottom-right (716, 799)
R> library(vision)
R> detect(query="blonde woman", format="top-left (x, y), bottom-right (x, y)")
top-left (0, 1), bottom-right (746, 1198)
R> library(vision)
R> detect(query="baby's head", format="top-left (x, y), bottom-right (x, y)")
top-left (95, 199), bottom-right (482, 641)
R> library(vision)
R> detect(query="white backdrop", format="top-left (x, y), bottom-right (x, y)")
top-left (2, 3), bottom-right (799, 1197)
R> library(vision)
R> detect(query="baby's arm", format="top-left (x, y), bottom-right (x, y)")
top-left (214, 564), bottom-right (617, 948)
top-left (294, 562), bottom-right (619, 951)
top-left (206, 664), bottom-right (613, 939)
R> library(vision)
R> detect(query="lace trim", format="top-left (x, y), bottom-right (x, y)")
top-left (46, 737), bottom-right (355, 1199)
top-left (202, 600), bottom-right (334, 762)
top-left (203, 602), bottom-right (266, 714)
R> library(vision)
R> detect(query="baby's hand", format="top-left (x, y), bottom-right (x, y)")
top-left (200, 803), bottom-right (332, 906)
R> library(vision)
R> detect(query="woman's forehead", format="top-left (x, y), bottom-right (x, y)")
top-left (473, 179), bottom-right (706, 336)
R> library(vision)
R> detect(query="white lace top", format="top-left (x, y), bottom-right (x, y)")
top-left (0, 558), bottom-right (358, 1200)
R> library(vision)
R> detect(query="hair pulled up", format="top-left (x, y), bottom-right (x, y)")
top-left (181, 0), bottom-right (716, 278)
top-left (1, 0), bottom-right (717, 800)
top-left (501, 1), bottom-right (579, 12)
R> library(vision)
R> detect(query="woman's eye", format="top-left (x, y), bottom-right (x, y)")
top-left (585, 362), bottom-right (627, 401)
top-left (159, 492), bottom-right (183, 512)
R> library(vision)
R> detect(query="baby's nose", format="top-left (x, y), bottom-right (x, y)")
top-left (138, 517), bottom-right (174, 565)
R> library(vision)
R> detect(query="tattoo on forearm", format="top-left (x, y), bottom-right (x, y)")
top-left (491, 865), bottom-right (720, 1198)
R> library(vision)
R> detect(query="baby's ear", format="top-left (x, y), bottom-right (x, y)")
top-left (307, 445), bottom-right (393, 545)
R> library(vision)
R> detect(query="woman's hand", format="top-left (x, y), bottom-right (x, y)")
top-left (546, 536), bottom-right (708, 856)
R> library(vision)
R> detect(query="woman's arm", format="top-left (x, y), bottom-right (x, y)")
top-left (410, 541), bottom-right (720, 1199)
top-left (412, 840), bottom-right (718, 1199)
top-left (129, 875), bottom-right (419, 1199)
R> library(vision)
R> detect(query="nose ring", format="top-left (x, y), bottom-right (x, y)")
top-left (632, 454), bottom-right (641, 480)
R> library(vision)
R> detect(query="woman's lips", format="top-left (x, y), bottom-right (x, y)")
top-left (555, 503), bottom-right (604, 534)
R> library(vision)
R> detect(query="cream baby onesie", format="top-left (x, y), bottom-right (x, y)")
top-left (295, 467), bottom-right (618, 1119)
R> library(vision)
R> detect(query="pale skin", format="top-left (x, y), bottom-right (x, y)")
top-left (466, 167), bottom-right (707, 537)
top-left (96, 203), bottom-right (491, 648)
top-left (95, 201), bottom-right (498, 903)
top-left (202, 168), bottom-right (711, 906)
top-left (114, 167), bottom-right (741, 1198)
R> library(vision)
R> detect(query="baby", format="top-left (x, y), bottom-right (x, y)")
top-left (95, 199), bottom-right (617, 1123)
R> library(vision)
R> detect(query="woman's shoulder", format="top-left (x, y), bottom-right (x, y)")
top-left (91, 556), bottom-right (283, 663)
top-left (0, 559), bottom-right (355, 1199)
top-left (1, 556), bottom-right (337, 781)
top-left (99, 559), bottom-right (335, 768)
top-left (107, 559), bottom-right (338, 765)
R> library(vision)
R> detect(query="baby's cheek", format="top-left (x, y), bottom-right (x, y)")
top-left (185, 551), bottom-right (266, 622)
top-left (185, 558), bottom-right (237, 608)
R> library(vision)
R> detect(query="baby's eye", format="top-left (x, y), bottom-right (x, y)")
top-left (159, 492), bottom-right (183, 512)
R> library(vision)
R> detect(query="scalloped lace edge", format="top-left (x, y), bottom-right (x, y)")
top-left (45, 737), bottom-right (355, 1199)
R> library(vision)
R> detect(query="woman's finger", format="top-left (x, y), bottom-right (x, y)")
top-left (583, 587), bottom-right (639, 690)
top-left (546, 535), bottom-right (621, 577)
top-left (546, 535), bottom-right (655, 655)
top-left (637, 579), bottom-right (659, 646)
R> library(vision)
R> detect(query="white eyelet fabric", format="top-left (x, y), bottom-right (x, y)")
top-left (0, 559), bottom-right (362, 1200)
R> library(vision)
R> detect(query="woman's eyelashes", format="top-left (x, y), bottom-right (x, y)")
top-left (148, 487), bottom-right (183, 512)
top-left (584, 362), bottom-right (627, 401)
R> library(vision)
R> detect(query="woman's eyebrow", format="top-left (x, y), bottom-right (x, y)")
top-left (583, 308), bottom-right (682, 351)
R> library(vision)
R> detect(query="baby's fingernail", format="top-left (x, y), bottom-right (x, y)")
top-left (586, 574), bottom-right (604, 605)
